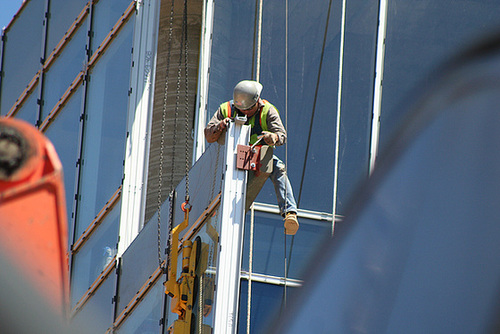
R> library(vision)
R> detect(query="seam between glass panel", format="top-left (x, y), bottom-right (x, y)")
top-left (179, 192), bottom-right (221, 245)
top-left (43, 2), bottom-right (91, 72)
top-left (5, 2), bottom-right (90, 118)
top-left (8, 1), bottom-right (135, 129)
top-left (39, 1), bottom-right (135, 132)
top-left (2, 1), bottom-right (28, 33)
top-left (88, 1), bottom-right (136, 68)
top-left (72, 185), bottom-right (122, 253)
top-left (5, 70), bottom-right (41, 117)
top-left (38, 71), bottom-right (85, 132)
top-left (110, 261), bottom-right (165, 331)
top-left (71, 255), bottom-right (117, 315)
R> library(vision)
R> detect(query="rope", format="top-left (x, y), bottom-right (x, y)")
top-left (157, 0), bottom-right (176, 269)
top-left (283, 0), bottom-right (289, 310)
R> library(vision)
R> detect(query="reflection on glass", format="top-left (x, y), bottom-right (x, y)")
top-left (242, 210), bottom-right (330, 279)
top-left (166, 206), bottom-right (221, 333)
top-left (44, 87), bottom-right (83, 236)
top-left (115, 278), bottom-right (164, 334)
top-left (0, 0), bottom-right (44, 115)
top-left (71, 271), bottom-right (116, 333)
top-left (71, 202), bottom-right (120, 307)
top-left (74, 19), bottom-right (133, 237)
top-left (42, 17), bottom-right (88, 121)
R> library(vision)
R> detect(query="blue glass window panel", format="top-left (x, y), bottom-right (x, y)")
top-left (335, 0), bottom-right (379, 212)
top-left (271, 56), bottom-right (500, 333)
top-left (205, 0), bottom-right (255, 118)
top-left (42, 17), bottom-right (88, 120)
top-left (71, 202), bottom-right (120, 307)
top-left (170, 143), bottom-right (224, 241)
top-left (115, 278), bottom-right (164, 334)
top-left (46, 0), bottom-right (89, 54)
top-left (44, 87), bottom-right (83, 234)
top-left (206, 0), bottom-right (377, 215)
top-left (238, 280), bottom-right (297, 334)
top-left (380, 0), bottom-right (500, 152)
top-left (90, 0), bottom-right (134, 55)
top-left (242, 211), bottom-right (331, 279)
top-left (75, 19), bottom-right (133, 237)
top-left (12, 83), bottom-right (39, 126)
top-left (71, 271), bottom-right (116, 333)
top-left (0, 0), bottom-right (44, 115)
top-left (116, 201), bottom-right (169, 314)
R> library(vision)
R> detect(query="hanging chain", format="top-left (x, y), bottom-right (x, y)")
top-left (158, 0), bottom-right (176, 269)
top-left (182, 0), bottom-right (190, 201)
top-left (171, 0), bottom-right (190, 201)
top-left (159, 0), bottom-right (191, 269)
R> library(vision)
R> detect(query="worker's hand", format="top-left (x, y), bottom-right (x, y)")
top-left (216, 118), bottom-right (230, 132)
top-left (262, 131), bottom-right (278, 145)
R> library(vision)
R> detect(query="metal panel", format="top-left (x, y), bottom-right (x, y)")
top-left (212, 121), bottom-right (250, 333)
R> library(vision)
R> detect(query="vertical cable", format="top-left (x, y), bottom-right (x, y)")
top-left (247, 2), bottom-right (264, 332)
top-left (332, 0), bottom-right (347, 235)
top-left (283, 0), bottom-right (289, 309)
top-left (297, 0), bottom-right (333, 206)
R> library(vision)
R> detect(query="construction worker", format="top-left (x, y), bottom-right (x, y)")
top-left (205, 80), bottom-right (299, 235)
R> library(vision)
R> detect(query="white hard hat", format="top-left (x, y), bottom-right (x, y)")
top-left (233, 80), bottom-right (263, 110)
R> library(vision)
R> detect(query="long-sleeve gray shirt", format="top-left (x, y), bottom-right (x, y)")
top-left (204, 99), bottom-right (287, 145)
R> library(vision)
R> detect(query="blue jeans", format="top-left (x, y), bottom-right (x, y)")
top-left (269, 155), bottom-right (297, 216)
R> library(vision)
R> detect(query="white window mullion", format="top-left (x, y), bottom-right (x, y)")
top-left (118, 0), bottom-right (160, 256)
top-left (193, 0), bottom-right (216, 162)
top-left (369, 0), bottom-right (389, 173)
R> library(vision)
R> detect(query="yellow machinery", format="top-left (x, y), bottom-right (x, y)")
top-left (164, 201), bottom-right (212, 333)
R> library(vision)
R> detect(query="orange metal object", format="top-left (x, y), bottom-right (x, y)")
top-left (0, 117), bottom-right (69, 316)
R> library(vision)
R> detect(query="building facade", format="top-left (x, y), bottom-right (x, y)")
top-left (1, 0), bottom-right (500, 332)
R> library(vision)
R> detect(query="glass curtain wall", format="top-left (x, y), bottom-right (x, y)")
top-left (0, 0), bottom-right (136, 329)
top-left (379, 0), bottom-right (500, 152)
top-left (205, 0), bottom-right (378, 331)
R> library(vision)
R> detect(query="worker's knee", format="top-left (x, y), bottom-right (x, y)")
top-left (273, 155), bottom-right (286, 173)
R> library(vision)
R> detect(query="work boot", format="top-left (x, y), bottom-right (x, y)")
top-left (284, 212), bottom-right (299, 235)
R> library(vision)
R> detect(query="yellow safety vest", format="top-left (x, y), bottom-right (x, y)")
top-left (220, 100), bottom-right (275, 145)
